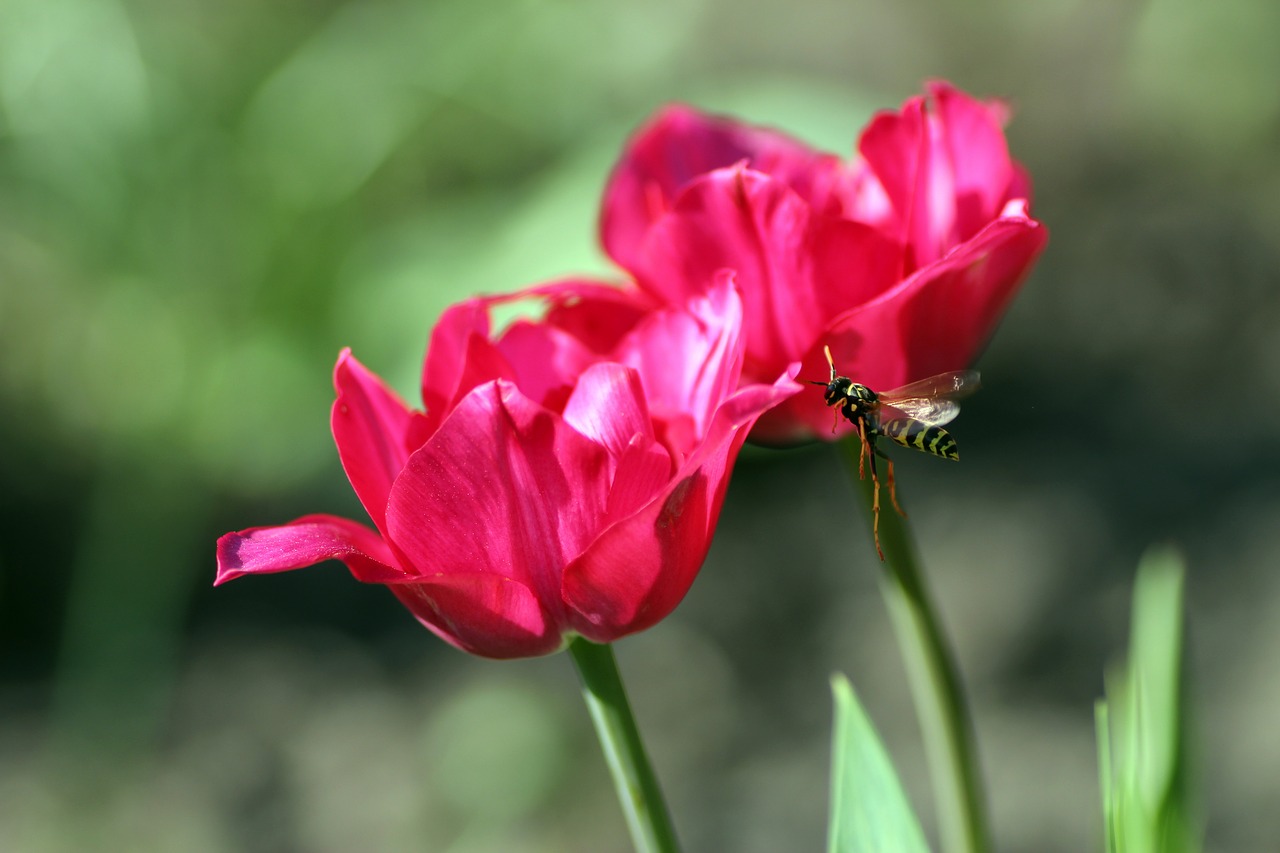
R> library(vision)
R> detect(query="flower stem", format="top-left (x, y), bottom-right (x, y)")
top-left (836, 436), bottom-right (990, 853)
top-left (568, 637), bottom-right (681, 853)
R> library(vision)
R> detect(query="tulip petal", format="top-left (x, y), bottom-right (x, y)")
top-left (633, 167), bottom-right (824, 370)
top-left (496, 319), bottom-right (599, 412)
top-left (420, 299), bottom-right (489, 420)
top-left (505, 278), bottom-right (655, 355)
top-left (753, 201), bottom-right (1046, 443)
top-left (386, 380), bottom-right (612, 615)
top-left (613, 273), bottom-right (743, 439)
top-left (604, 434), bottom-right (674, 525)
top-left (809, 216), bottom-right (906, 324)
top-left (634, 170), bottom-right (904, 386)
top-left (564, 368), bottom-right (799, 637)
top-left (752, 345), bottom-right (862, 444)
top-left (860, 83), bottom-right (1021, 269)
top-left (215, 514), bottom-right (403, 585)
top-left (683, 368), bottom-right (804, 474)
top-left (484, 280), bottom-right (658, 412)
top-left (561, 362), bottom-right (655, 460)
top-left (827, 204), bottom-right (1048, 391)
top-left (332, 351), bottom-right (430, 535)
top-left (420, 301), bottom-right (518, 436)
top-left (564, 470), bottom-right (712, 640)
top-left (389, 574), bottom-right (560, 659)
top-left (748, 389), bottom-right (844, 447)
top-left (602, 105), bottom-right (844, 272)
top-left (859, 94), bottom-right (945, 266)
top-left (927, 81), bottom-right (1019, 241)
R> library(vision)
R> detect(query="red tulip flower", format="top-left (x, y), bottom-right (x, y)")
top-left (601, 81), bottom-right (1048, 443)
top-left (216, 279), bottom-right (798, 659)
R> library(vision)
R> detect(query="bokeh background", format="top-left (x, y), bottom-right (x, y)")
top-left (2, 0), bottom-right (1278, 850)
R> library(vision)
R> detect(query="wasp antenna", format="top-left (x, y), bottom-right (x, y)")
top-left (822, 345), bottom-right (837, 381)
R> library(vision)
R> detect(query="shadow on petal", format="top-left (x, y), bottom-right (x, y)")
top-left (390, 574), bottom-right (560, 659)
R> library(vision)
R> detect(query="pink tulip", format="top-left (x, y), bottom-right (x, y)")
top-left (601, 81), bottom-right (1048, 443)
top-left (216, 279), bottom-right (799, 658)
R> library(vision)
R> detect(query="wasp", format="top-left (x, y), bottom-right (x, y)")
top-left (813, 346), bottom-right (980, 559)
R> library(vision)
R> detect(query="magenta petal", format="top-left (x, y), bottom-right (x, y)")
top-left (564, 470), bottom-right (712, 640)
top-left (603, 105), bottom-right (743, 263)
top-left (860, 84), bottom-right (1026, 270)
top-left (604, 434), bottom-right (674, 525)
top-left (726, 368), bottom-right (806, 430)
top-left (635, 168), bottom-right (825, 372)
top-left (420, 299), bottom-right (490, 423)
top-left (928, 81), bottom-right (1018, 241)
top-left (750, 390), bottom-right (843, 446)
top-left (561, 363), bottom-right (654, 459)
top-left (420, 299), bottom-right (524, 437)
top-left (389, 574), bottom-right (560, 659)
top-left (757, 205), bottom-right (1045, 443)
top-left (614, 274), bottom-right (743, 439)
top-left (602, 105), bottom-right (834, 271)
top-left (331, 351), bottom-right (429, 535)
top-left (215, 514), bottom-right (402, 586)
top-left (808, 216), bottom-right (906, 327)
top-left (752, 346), bottom-right (861, 444)
top-left (487, 280), bottom-right (656, 411)
top-left (386, 381), bottom-right (612, 612)
top-left (496, 319), bottom-right (599, 412)
top-left (829, 206), bottom-right (1048, 391)
top-left (512, 278), bottom-right (655, 354)
top-left (564, 369), bottom-right (799, 638)
top-left (686, 367), bottom-right (804, 463)
top-left (859, 94), bottom-right (953, 268)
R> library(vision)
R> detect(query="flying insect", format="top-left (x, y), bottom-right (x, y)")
top-left (813, 345), bottom-right (980, 559)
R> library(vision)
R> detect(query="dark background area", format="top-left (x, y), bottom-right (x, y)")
top-left (3, 1), bottom-right (1279, 850)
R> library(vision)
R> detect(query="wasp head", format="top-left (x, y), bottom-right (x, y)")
top-left (812, 345), bottom-right (876, 409)
top-left (823, 375), bottom-right (855, 406)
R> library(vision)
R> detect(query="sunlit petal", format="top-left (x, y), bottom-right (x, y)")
top-left (215, 513), bottom-right (402, 585)
top-left (331, 350), bottom-right (428, 535)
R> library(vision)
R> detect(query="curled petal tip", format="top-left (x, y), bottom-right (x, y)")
top-left (1000, 198), bottom-right (1033, 219)
top-left (213, 531), bottom-right (250, 586)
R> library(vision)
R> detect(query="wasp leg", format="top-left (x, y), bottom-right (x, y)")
top-left (866, 432), bottom-right (885, 561)
top-left (873, 444), bottom-right (907, 519)
top-left (856, 418), bottom-right (869, 480)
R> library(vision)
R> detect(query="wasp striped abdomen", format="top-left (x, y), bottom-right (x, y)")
top-left (879, 418), bottom-right (960, 461)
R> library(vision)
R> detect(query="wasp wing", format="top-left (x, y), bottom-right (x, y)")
top-left (881, 371), bottom-right (981, 401)
top-left (879, 398), bottom-right (960, 426)
top-left (877, 371), bottom-right (980, 427)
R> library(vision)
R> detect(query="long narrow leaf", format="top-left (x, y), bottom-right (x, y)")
top-left (1097, 546), bottom-right (1201, 853)
top-left (828, 673), bottom-right (930, 853)
top-left (1095, 700), bottom-right (1117, 853)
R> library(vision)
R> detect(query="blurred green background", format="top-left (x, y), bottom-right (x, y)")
top-left (2, 0), bottom-right (1279, 850)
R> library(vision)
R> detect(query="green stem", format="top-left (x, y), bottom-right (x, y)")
top-left (836, 436), bottom-right (990, 853)
top-left (568, 637), bottom-right (681, 853)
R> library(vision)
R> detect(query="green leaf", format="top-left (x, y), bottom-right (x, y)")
top-left (1097, 546), bottom-right (1201, 853)
top-left (1095, 700), bottom-right (1117, 853)
top-left (828, 673), bottom-right (931, 853)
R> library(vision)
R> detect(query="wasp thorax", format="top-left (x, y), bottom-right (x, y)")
top-left (826, 378), bottom-right (871, 402)
top-left (824, 377), bottom-right (877, 415)
top-left (847, 383), bottom-right (876, 404)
